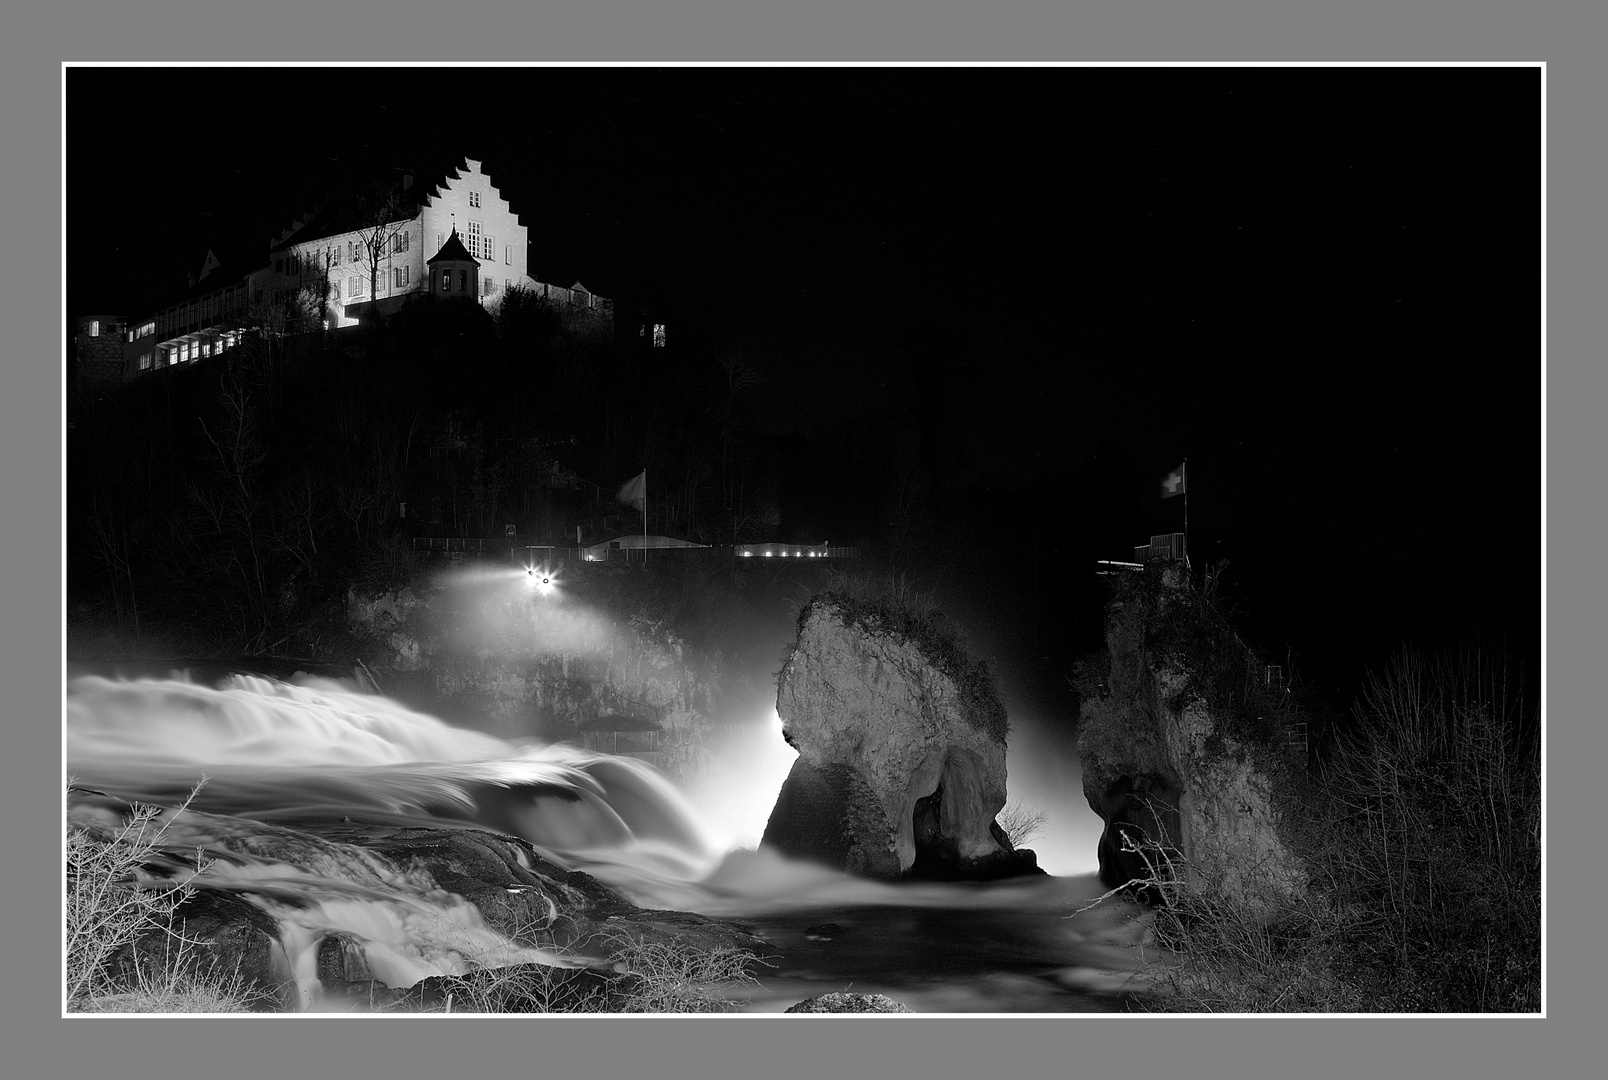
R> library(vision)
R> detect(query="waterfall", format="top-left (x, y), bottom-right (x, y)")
top-left (66, 672), bottom-right (727, 1008)
top-left (67, 671), bottom-right (1133, 1014)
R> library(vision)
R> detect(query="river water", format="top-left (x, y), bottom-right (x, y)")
top-left (66, 670), bottom-right (1154, 1013)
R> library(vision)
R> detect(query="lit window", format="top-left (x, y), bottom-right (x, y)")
top-left (139, 353), bottom-right (152, 371)
top-left (441, 270), bottom-right (451, 291)
top-left (653, 323), bottom-right (666, 347)
top-left (89, 320), bottom-right (99, 337)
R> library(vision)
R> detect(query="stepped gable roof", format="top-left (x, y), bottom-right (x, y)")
top-left (267, 155), bottom-right (477, 253)
top-left (427, 228), bottom-right (480, 265)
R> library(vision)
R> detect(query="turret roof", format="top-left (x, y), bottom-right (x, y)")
top-left (427, 228), bottom-right (480, 265)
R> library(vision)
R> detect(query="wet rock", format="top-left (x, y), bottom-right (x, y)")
top-left (785, 992), bottom-right (911, 1014)
top-left (357, 826), bottom-right (767, 958)
top-left (116, 889), bottom-right (283, 1008)
top-left (1076, 566), bottom-right (1306, 917)
top-left (762, 595), bottom-right (1040, 882)
top-left (103, 814), bottom-right (763, 1011)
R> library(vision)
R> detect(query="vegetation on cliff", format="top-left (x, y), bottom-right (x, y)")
top-left (797, 569), bottom-right (1009, 745)
top-left (1075, 566), bottom-right (1540, 1013)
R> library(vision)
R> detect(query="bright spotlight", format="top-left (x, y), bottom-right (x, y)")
top-left (523, 565), bottom-right (560, 595)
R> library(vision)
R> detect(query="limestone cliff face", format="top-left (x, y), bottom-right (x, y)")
top-left (1076, 567), bottom-right (1305, 914)
top-left (762, 595), bottom-right (1037, 881)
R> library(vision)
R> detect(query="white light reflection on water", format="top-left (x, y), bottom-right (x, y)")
top-left (67, 673), bottom-right (1152, 1012)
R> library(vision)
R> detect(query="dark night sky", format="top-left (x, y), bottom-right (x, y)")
top-left (66, 66), bottom-right (1541, 707)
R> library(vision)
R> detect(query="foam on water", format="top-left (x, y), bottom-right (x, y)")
top-left (66, 672), bottom-right (1140, 1012)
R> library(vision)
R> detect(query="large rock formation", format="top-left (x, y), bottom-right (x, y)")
top-left (761, 595), bottom-right (1039, 881)
top-left (1075, 565), bottom-right (1306, 916)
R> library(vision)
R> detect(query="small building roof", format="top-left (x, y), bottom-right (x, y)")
top-left (427, 228), bottom-right (480, 265)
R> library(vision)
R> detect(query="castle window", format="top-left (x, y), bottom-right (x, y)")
top-left (653, 323), bottom-right (666, 348)
top-left (139, 353), bottom-right (152, 371)
top-left (437, 232), bottom-right (444, 251)
top-left (469, 191), bottom-right (481, 209)
top-left (393, 231), bottom-right (409, 253)
top-left (505, 245), bottom-right (511, 265)
top-left (89, 320), bottom-right (99, 337)
top-left (468, 220), bottom-right (482, 256)
top-left (483, 276), bottom-right (495, 296)
top-left (394, 265), bottom-right (410, 289)
top-left (331, 245), bottom-right (341, 266)
top-left (441, 270), bottom-right (451, 292)
top-left (484, 233), bottom-right (494, 261)
top-left (351, 275), bottom-right (365, 297)
top-left (459, 269), bottom-right (467, 292)
top-left (332, 279), bottom-right (340, 298)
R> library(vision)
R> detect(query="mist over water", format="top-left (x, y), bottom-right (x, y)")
top-left (1005, 718), bottom-right (1104, 877)
top-left (66, 672), bottom-right (1140, 1012)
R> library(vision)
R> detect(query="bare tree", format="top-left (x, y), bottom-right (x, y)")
top-left (352, 186), bottom-right (416, 322)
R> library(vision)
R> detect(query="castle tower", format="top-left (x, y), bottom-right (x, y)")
top-left (426, 227), bottom-right (480, 300)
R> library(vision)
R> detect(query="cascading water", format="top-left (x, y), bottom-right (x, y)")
top-left (67, 672), bottom-right (1153, 1013)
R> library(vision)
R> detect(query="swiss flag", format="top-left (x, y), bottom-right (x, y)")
top-left (1161, 463), bottom-right (1186, 499)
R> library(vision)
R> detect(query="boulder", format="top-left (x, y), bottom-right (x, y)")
top-left (1076, 566), bottom-right (1306, 916)
top-left (785, 992), bottom-right (911, 1014)
top-left (761, 595), bottom-right (1040, 881)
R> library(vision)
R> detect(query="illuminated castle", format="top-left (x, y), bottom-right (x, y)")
top-left (76, 157), bottom-right (612, 380)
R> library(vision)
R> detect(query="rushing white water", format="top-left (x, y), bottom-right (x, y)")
top-left (67, 672), bottom-right (1149, 1012)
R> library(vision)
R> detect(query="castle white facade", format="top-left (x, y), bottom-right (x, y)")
top-left (87, 158), bottom-right (611, 379)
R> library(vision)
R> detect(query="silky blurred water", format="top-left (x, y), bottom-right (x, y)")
top-left (67, 672), bottom-right (1151, 1013)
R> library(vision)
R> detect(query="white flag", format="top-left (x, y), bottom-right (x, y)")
top-left (617, 470), bottom-right (646, 512)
